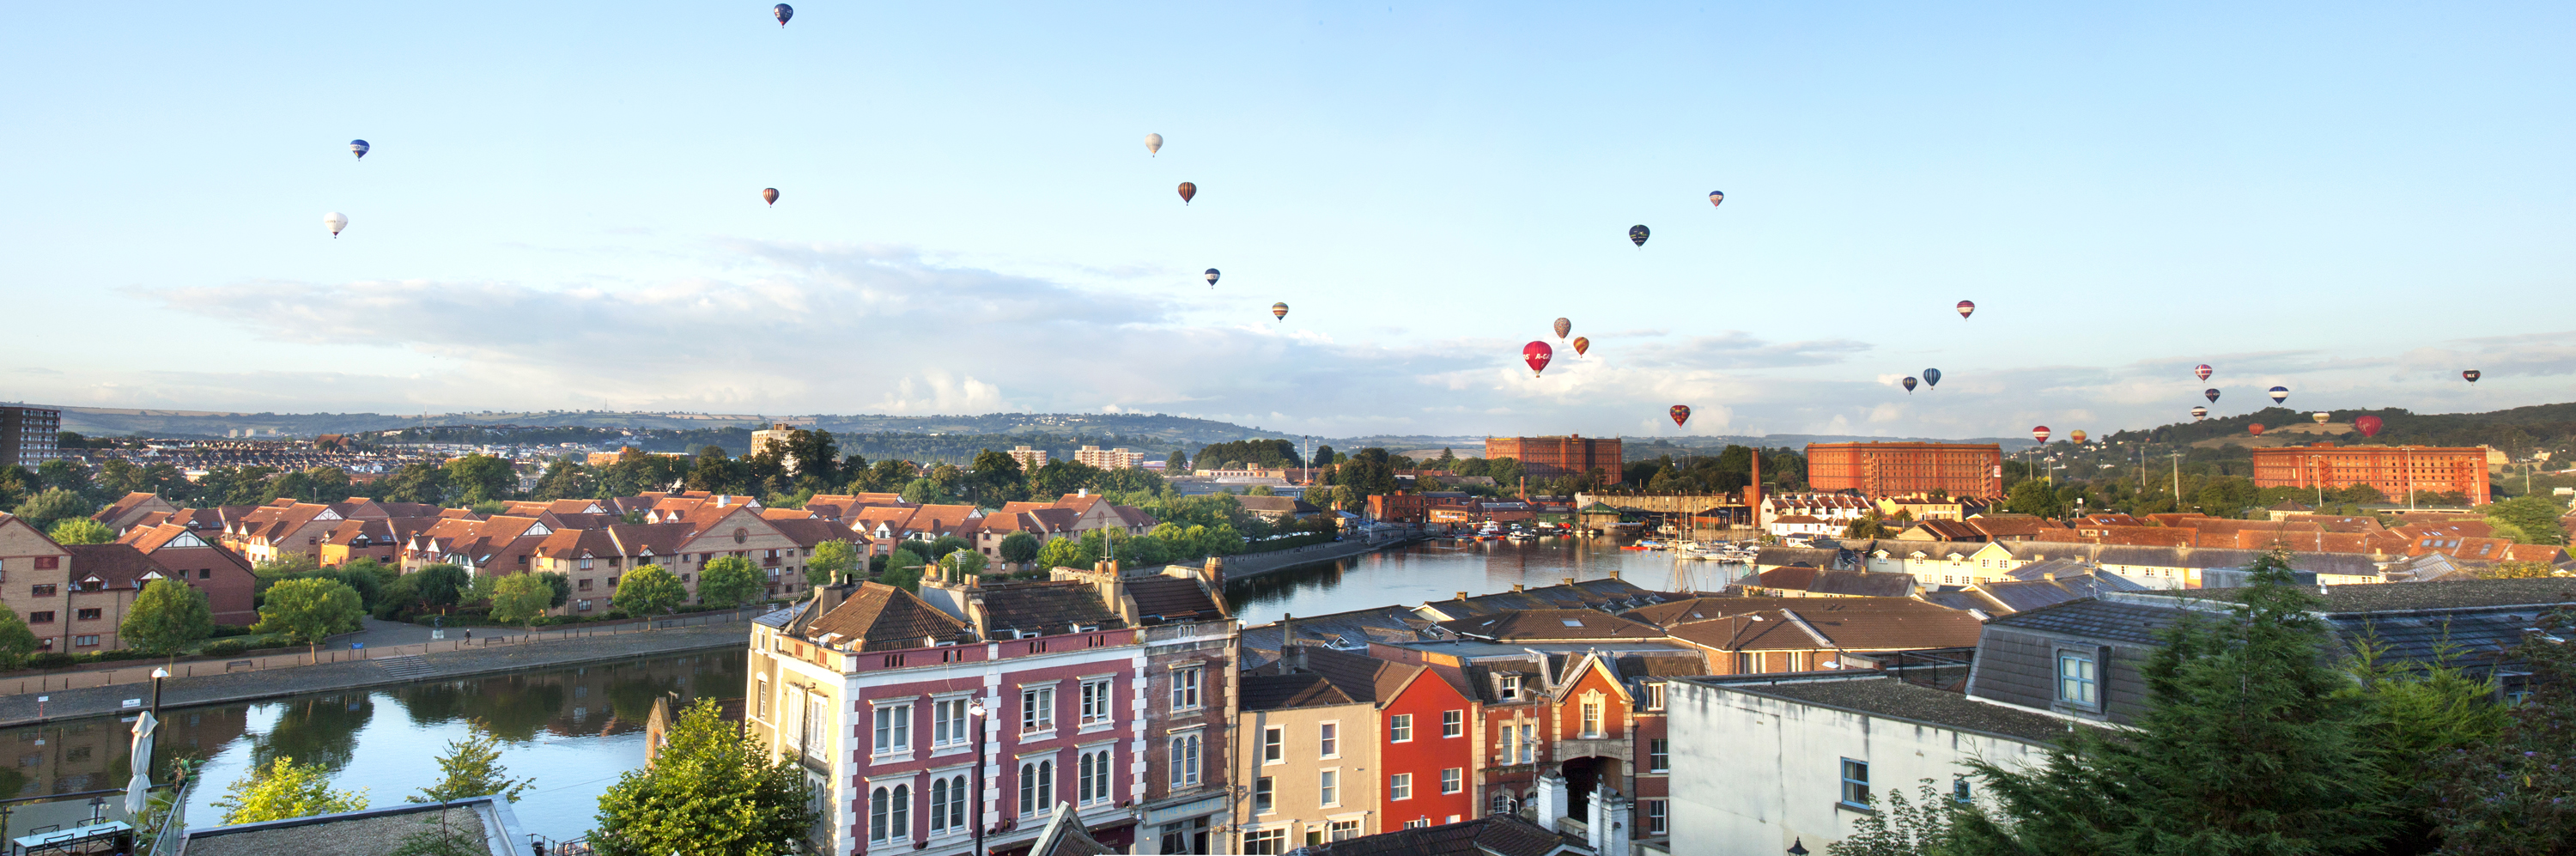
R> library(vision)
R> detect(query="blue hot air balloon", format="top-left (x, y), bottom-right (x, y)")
top-left (1629, 225), bottom-right (1649, 247)
top-left (774, 3), bottom-right (793, 26)
top-left (1901, 377), bottom-right (1917, 393)
top-left (2269, 386), bottom-right (2289, 404)
top-left (349, 140), bottom-right (369, 160)
top-left (1922, 368), bottom-right (1941, 389)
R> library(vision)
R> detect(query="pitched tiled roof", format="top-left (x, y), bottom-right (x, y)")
top-left (767, 519), bottom-right (864, 549)
top-left (65, 543), bottom-right (165, 590)
top-left (804, 582), bottom-right (971, 651)
top-left (1240, 672), bottom-right (1360, 710)
top-left (1127, 576), bottom-right (1223, 622)
top-left (1981, 598), bottom-right (2188, 646)
top-left (1298, 647), bottom-right (1422, 705)
top-left (978, 581), bottom-right (1122, 636)
top-left (1437, 609), bottom-right (1666, 641)
top-left (1971, 573), bottom-right (2143, 614)
top-left (1668, 597), bottom-right (1985, 651)
top-left (92, 492), bottom-right (169, 525)
top-left (1620, 597), bottom-right (1754, 627)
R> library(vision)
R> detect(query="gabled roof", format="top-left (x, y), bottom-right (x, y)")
top-left (1127, 575), bottom-right (1223, 622)
top-left (1668, 597), bottom-right (1985, 651)
top-left (64, 543), bottom-right (164, 590)
top-left (803, 582), bottom-right (971, 652)
top-left (766, 518), bottom-right (865, 549)
top-left (1971, 573), bottom-right (2143, 614)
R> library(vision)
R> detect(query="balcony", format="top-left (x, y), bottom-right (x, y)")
top-left (1554, 737), bottom-right (1630, 762)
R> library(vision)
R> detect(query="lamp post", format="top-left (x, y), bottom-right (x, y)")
top-left (149, 667), bottom-right (167, 715)
top-left (969, 698), bottom-right (988, 856)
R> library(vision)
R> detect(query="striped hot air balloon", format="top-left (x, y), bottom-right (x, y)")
top-left (1271, 302), bottom-right (1288, 321)
top-left (1955, 301), bottom-right (1975, 319)
top-left (2032, 426), bottom-right (2051, 443)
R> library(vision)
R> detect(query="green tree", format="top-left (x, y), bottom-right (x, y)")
top-left (487, 574), bottom-right (556, 629)
top-left (534, 571), bottom-right (573, 608)
top-left (939, 549), bottom-right (987, 582)
top-left (11, 487), bottom-right (93, 533)
top-left (611, 565), bottom-right (686, 616)
top-left (966, 448), bottom-right (1028, 507)
top-left (409, 564), bottom-right (471, 614)
top-left (0, 607), bottom-right (37, 671)
top-left (1028, 459), bottom-right (1103, 499)
top-left (122, 578), bottom-right (216, 656)
top-left (443, 454), bottom-right (519, 505)
top-left (46, 517), bottom-right (114, 545)
top-left (1841, 512), bottom-right (1894, 540)
top-left (2001, 478), bottom-right (2068, 519)
top-left (2482, 495), bottom-right (2567, 544)
top-left (806, 539), bottom-right (861, 585)
top-left (214, 756), bottom-right (369, 824)
top-left (255, 578), bottom-right (366, 663)
top-left (592, 698), bottom-right (815, 856)
top-left (1953, 549), bottom-right (2394, 853)
top-left (899, 477), bottom-right (957, 505)
top-left (410, 723), bottom-right (533, 803)
top-left (529, 456), bottom-right (593, 501)
top-left (998, 532), bottom-right (1041, 566)
top-left (696, 556), bottom-right (767, 609)
top-left (1823, 779), bottom-right (1956, 856)
top-left (1035, 535), bottom-right (1092, 570)
top-left (880, 549), bottom-right (927, 592)
top-left (2421, 607), bottom-right (2576, 853)
top-left (2342, 639), bottom-right (2512, 852)
top-left (2477, 559), bottom-right (2559, 580)
top-left (785, 428), bottom-right (841, 487)
top-left (685, 446), bottom-right (748, 495)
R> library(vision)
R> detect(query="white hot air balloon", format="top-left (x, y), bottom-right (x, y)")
top-left (1145, 133), bottom-right (1163, 156)
top-left (323, 212), bottom-right (348, 238)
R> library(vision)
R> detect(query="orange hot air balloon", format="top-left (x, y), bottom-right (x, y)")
top-left (2249, 423), bottom-right (2266, 436)
top-left (2069, 430), bottom-right (2087, 445)
top-left (1177, 182), bottom-right (1196, 204)
top-left (2354, 415), bottom-right (2383, 437)
top-left (1570, 337), bottom-right (1589, 356)
top-left (762, 187), bottom-right (780, 206)
top-left (1669, 405), bottom-right (1691, 428)
top-left (1523, 341), bottom-right (1554, 377)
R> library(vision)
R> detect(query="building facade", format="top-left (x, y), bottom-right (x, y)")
top-left (1007, 446), bottom-right (1049, 470)
top-left (2248, 443), bottom-right (2488, 505)
top-left (1803, 442), bottom-right (2002, 498)
top-left (0, 404), bottom-right (62, 468)
top-left (1073, 446), bottom-right (1145, 470)
top-left (1483, 436), bottom-right (1624, 484)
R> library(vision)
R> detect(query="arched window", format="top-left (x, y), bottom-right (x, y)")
top-left (1019, 759), bottom-right (1054, 817)
top-left (870, 784), bottom-right (911, 843)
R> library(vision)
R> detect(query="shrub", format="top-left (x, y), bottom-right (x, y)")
top-left (210, 625), bottom-right (253, 638)
top-left (27, 653), bottom-right (77, 670)
top-left (203, 640), bottom-right (249, 657)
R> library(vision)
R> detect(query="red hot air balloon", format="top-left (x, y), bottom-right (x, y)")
top-left (1177, 182), bottom-right (1196, 204)
top-left (762, 187), bottom-right (780, 206)
top-left (1669, 405), bottom-right (1691, 428)
top-left (2463, 370), bottom-right (2482, 384)
top-left (1552, 318), bottom-right (1571, 341)
top-left (2195, 364), bottom-right (2213, 381)
top-left (2031, 426), bottom-right (2051, 443)
top-left (1523, 341), bottom-right (1554, 377)
top-left (2249, 423), bottom-right (2266, 436)
top-left (2354, 415), bottom-right (2384, 437)
top-left (1570, 337), bottom-right (1589, 357)
top-left (1955, 301), bottom-right (1975, 319)
top-left (2069, 430), bottom-right (2088, 445)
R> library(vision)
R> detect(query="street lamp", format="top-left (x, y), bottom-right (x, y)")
top-left (968, 699), bottom-right (988, 856)
top-left (149, 668), bottom-right (167, 715)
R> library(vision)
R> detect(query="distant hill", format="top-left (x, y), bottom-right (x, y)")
top-left (2110, 403), bottom-right (2576, 460)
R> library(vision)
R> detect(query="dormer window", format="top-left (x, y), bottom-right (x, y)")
top-left (1499, 676), bottom-right (1521, 700)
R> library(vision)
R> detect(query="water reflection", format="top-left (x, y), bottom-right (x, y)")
top-left (0, 652), bottom-right (744, 844)
top-left (1224, 538), bottom-right (1745, 626)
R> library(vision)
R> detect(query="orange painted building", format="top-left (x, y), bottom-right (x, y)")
top-left (2250, 443), bottom-right (2489, 506)
top-left (1483, 435), bottom-right (1625, 483)
top-left (1804, 442), bottom-right (2002, 498)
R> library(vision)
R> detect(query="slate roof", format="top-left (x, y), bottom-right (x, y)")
top-left (1127, 575), bottom-right (1223, 623)
top-left (1805, 568), bottom-right (1917, 597)
top-left (1239, 672), bottom-right (1361, 710)
top-left (1437, 609), bottom-right (1667, 641)
top-left (2136, 577), bottom-right (2576, 613)
top-left (1698, 675), bottom-right (2082, 744)
top-left (1667, 598), bottom-right (1985, 651)
top-left (803, 582), bottom-right (970, 651)
top-left (1242, 605), bottom-right (1439, 668)
top-left (1982, 598), bottom-right (2195, 646)
top-left (978, 581), bottom-right (1124, 636)
top-left (1620, 597), bottom-right (1753, 627)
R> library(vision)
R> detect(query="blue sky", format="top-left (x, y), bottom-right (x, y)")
top-left (6, 2), bottom-right (2573, 440)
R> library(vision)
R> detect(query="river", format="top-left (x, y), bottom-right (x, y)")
top-left (1224, 537), bottom-right (1744, 626)
top-left (0, 541), bottom-right (1713, 846)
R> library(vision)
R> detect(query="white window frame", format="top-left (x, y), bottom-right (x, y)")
top-left (1318, 721), bottom-right (1340, 758)
top-left (1169, 731), bottom-right (1204, 789)
top-left (1253, 776), bottom-right (1276, 814)
top-left (1646, 798), bottom-right (1668, 834)
top-left (1018, 758), bottom-right (1055, 817)
top-left (1389, 713), bottom-right (1413, 743)
top-left (868, 782), bottom-right (910, 844)
top-left (932, 697), bottom-right (969, 748)
top-left (928, 773), bottom-right (969, 835)
top-left (1440, 709), bottom-right (1463, 738)
top-left (1078, 746), bottom-right (1115, 806)
top-left (1022, 686), bottom-right (1056, 733)
top-left (1080, 678), bottom-right (1115, 727)
top-left (1171, 666), bottom-right (1203, 711)
top-left (1319, 768), bottom-right (1340, 807)
top-left (1440, 768), bottom-right (1462, 794)
top-left (1649, 738), bottom-right (1669, 773)
top-left (1262, 725), bottom-right (1284, 764)
top-left (1580, 698), bottom-right (1603, 738)
top-left (1388, 772), bottom-right (1411, 801)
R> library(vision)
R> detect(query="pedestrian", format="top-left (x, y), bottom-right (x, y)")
top-left (464, 628), bottom-right (471, 640)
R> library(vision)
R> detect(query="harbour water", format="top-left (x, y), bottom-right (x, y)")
top-left (1224, 537), bottom-right (1744, 626)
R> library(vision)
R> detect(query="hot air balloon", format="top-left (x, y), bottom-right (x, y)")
top-left (1670, 405), bottom-right (1691, 428)
top-left (2269, 386), bottom-right (2289, 404)
top-left (1271, 302), bottom-right (1289, 321)
top-left (2312, 412), bottom-right (2330, 424)
top-left (2069, 430), bottom-right (2088, 445)
top-left (1204, 269), bottom-right (1220, 288)
top-left (1708, 191), bottom-right (1724, 208)
top-left (2205, 388), bottom-right (2221, 403)
top-left (349, 140), bottom-right (369, 160)
top-left (1523, 341), bottom-right (1554, 377)
top-left (2249, 424), bottom-right (2266, 436)
top-left (1177, 182), bottom-right (1196, 204)
top-left (762, 188), bottom-right (780, 206)
top-left (1902, 377), bottom-right (1917, 393)
top-left (1571, 337), bottom-right (1589, 357)
top-left (1552, 318), bottom-right (1571, 341)
top-left (1955, 301), bottom-right (1975, 320)
top-left (323, 212), bottom-right (347, 238)
top-left (775, 3), bottom-right (793, 26)
top-left (2032, 426), bottom-right (2051, 443)
top-left (2191, 406), bottom-right (2208, 421)
top-left (1922, 368), bottom-right (1941, 389)
top-left (2463, 370), bottom-right (2482, 384)
top-left (1145, 133), bottom-right (1163, 155)
top-left (2354, 415), bottom-right (2383, 438)
top-left (1628, 225), bottom-right (1649, 247)
top-left (2194, 364), bottom-right (2213, 381)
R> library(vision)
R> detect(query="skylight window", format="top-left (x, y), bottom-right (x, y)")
top-left (1561, 620), bottom-right (1585, 628)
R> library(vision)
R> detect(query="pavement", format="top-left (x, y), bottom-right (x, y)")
top-left (339, 616), bottom-right (530, 647)
top-left (0, 620), bottom-right (758, 727)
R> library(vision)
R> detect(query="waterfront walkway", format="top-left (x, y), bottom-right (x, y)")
top-left (0, 611), bottom-right (773, 726)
